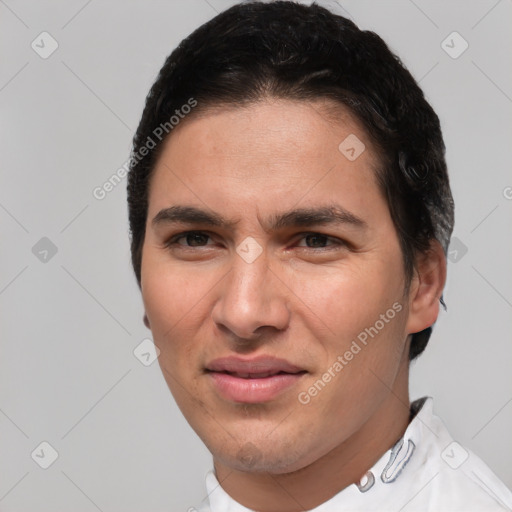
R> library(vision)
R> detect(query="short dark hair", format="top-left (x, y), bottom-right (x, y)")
top-left (127, 0), bottom-right (454, 360)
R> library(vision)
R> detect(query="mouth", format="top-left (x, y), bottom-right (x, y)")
top-left (208, 369), bottom-right (306, 379)
top-left (205, 356), bottom-right (307, 403)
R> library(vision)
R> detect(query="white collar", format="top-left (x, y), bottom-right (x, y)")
top-left (198, 396), bottom-right (512, 511)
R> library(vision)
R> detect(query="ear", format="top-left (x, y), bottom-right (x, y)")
top-left (143, 313), bottom-right (151, 329)
top-left (405, 239), bottom-right (447, 335)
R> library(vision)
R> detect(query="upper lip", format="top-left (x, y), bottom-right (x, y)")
top-left (205, 356), bottom-right (306, 376)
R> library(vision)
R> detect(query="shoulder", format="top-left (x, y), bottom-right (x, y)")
top-left (400, 397), bottom-right (512, 511)
top-left (188, 499), bottom-right (211, 512)
top-left (414, 445), bottom-right (512, 511)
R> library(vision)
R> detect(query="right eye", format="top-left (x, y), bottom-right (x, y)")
top-left (165, 231), bottom-right (214, 248)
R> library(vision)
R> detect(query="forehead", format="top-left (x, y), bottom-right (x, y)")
top-left (147, 98), bottom-right (385, 221)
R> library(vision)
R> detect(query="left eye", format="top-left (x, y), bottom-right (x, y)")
top-left (296, 233), bottom-right (340, 249)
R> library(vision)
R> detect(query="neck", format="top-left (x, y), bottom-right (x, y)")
top-left (213, 361), bottom-right (411, 512)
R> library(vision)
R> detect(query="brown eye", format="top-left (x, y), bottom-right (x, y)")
top-left (165, 231), bottom-right (212, 248)
top-left (182, 232), bottom-right (210, 247)
top-left (304, 234), bottom-right (329, 248)
top-left (296, 233), bottom-right (343, 249)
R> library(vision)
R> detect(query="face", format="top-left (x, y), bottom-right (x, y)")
top-left (140, 99), bottom-right (413, 474)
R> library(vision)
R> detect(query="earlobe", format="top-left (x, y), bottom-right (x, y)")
top-left (143, 313), bottom-right (151, 329)
top-left (405, 240), bottom-right (447, 335)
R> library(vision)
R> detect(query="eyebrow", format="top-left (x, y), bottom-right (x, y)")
top-left (151, 204), bottom-right (367, 232)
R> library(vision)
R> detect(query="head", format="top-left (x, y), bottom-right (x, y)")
top-left (127, 1), bottom-right (453, 474)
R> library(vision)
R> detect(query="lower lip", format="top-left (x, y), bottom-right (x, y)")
top-left (208, 371), bottom-right (305, 403)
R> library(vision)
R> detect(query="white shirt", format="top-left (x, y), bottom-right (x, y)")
top-left (192, 397), bottom-right (512, 511)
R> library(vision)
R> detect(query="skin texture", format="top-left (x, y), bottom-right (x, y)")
top-left (140, 99), bottom-right (446, 512)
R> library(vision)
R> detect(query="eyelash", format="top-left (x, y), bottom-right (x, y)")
top-left (164, 230), bottom-right (346, 251)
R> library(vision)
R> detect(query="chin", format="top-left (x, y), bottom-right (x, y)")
top-left (213, 438), bottom-right (315, 475)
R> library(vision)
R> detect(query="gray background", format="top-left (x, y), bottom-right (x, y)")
top-left (1, 0), bottom-right (511, 510)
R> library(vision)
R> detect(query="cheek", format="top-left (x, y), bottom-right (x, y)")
top-left (141, 256), bottom-right (237, 407)
top-left (292, 258), bottom-right (404, 339)
top-left (308, 292), bottom-right (407, 422)
top-left (298, 257), bottom-right (408, 402)
top-left (141, 263), bottom-right (208, 403)
top-left (141, 256), bottom-right (210, 348)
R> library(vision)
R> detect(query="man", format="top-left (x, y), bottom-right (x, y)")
top-left (126, 2), bottom-right (512, 510)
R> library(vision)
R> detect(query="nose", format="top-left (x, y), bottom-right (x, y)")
top-left (211, 251), bottom-right (291, 341)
